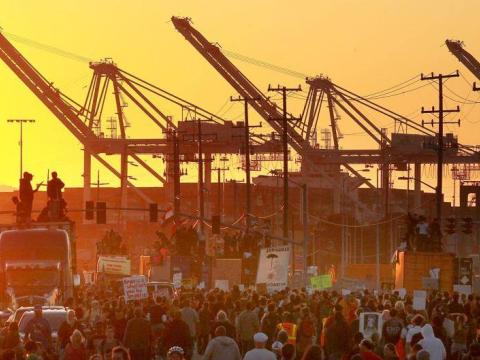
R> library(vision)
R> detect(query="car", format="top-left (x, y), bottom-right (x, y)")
top-left (18, 308), bottom-right (67, 342)
top-left (6, 305), bottom-right (65, 326)
top-left (147, 281), bottom-right (177, 301)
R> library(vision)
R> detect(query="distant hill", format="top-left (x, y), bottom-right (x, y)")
top-left (0, 185), bottom-right (15, 192)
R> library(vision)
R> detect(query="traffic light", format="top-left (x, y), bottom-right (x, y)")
top-left (212, 215), bottom-right (221, 234)
top-left (149, 203), bottom-right (158, 222)
top-left (445, 217), bottom-right (456, 235)
top-left (96, 202), bottom-right (107, 224)
top-left (462, 217), bottom-right (473, 234)
top-left (85, 201), bottom-right (94, 220)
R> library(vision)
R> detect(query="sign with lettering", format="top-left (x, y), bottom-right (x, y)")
top-left (123, 275), bottom-right (148, 302)
top-left (256, 246), bottom-right (291, 292)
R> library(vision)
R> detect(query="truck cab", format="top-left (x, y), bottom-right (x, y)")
top-left (0, 223), bottom-right (76, 308)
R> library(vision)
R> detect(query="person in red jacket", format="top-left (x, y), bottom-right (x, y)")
top-left (359, 339), bottom-right (382, 360)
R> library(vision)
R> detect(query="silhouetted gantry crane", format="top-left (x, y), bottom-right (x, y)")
top-left (446, 40), bottom-right (480, 89)
top-left (0, 30), bottom-right (281, 215)
top-left (172, 17), bottom-right (480, 218)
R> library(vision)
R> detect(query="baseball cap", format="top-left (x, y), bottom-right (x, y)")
top-left (253, 332), bottom-right (268, 343)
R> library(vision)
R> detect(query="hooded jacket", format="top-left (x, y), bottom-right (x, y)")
top-left (203, 336), bottom-right (242, 360)
top-left (418, 324), bottom-right (446, 360)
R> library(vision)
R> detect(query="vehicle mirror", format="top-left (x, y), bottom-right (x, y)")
top-left (73, 274), bottom-right (81, 287)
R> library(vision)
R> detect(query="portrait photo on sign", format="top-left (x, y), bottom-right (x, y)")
top-left (359, 312), bottom-right (382, 340)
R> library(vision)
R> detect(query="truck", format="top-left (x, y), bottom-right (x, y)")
top-left (0, 222), bottom-right (77, 308)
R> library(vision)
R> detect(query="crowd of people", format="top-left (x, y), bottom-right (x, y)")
top-left (0, 284), bottom-right (479, 360)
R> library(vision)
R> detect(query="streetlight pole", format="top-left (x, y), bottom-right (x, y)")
top-left (302, 183), bottom-right (309, 287)
top-left (7, 119), bottom-right (36, 179)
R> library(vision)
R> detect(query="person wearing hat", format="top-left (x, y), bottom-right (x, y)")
top-left (19, 171), bottom-right (42, 221)
top-left (243, 332), bottom-right (276, 360)
top-left (167, 346), bottom-right (186, 360)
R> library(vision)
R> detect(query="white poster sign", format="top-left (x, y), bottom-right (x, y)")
top-left (413, 290), bottom-right (427, 310)
top-left (256, 246), bottom-right (291, 292)
top-left (359, 312), bottom-right (383, 340)
top-left (215, 279), bottom-right (229, 291)
top-left (173, 272), bottom-right (182, 289)
top-left (97, 256), bottom-right (131, 276)
top-left (123, 276), bottom-right (148, 302)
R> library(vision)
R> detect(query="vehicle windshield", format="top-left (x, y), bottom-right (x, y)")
top-left (6, 268), bottom-right (60, 296)
top-left (18, 311), bottom-right (66, 333)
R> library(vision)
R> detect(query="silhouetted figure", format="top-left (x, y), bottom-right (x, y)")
top-left (19, 172), bottom-right (42, 221)
top-left (429, 218), bottom-right (442, 252)
top-left (47, 171), bottom-right (64, 200)
top-left (415, 216), bottom-right (430, 251)
top-left (11, 196), bottom-right (26, 224)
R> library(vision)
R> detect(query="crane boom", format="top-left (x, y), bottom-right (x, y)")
top-left (0, 32), bottom-right (95, 141)
top-left (172, 17), bottom-right (307, 152)
top-left (446, 40), bottom-right (480, 81)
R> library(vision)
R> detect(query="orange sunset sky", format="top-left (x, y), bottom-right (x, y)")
top-left (0, 1), bottom-right (479, 203)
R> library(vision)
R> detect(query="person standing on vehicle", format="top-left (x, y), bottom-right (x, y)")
top-left (19, 172), bottom-right (42, 221)
top-left (122, 307), bottom-right (151, 360)
top-left (24, 305), bottom-right (52, 351)
top-left (47, 171), bottom-right (65, 200)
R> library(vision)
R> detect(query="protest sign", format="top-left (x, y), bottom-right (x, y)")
top-left (172, 272), bottom-right (182, 289)
top-left (123, 276), bottom-right (148, 302)
top-left (359, 312), bottom-right (383, 340)
top-left (310, 274), bottom-right (332, 290)
top-left (215, 279), bottom-right (229, 291)
top-left (413, 290), bottom-right (427, 310)
top-left (256, 246), bottom-right (290, 292)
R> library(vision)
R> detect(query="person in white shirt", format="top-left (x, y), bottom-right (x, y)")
top-left (418, 324), bottom-right (446, 360)
top-left (244, 332), bottom-right (276, 360)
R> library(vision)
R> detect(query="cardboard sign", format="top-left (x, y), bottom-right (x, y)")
top-left (256, 246), bottom-right (291, 292)
top-left (97, 256), bottom-right (131, 276)
top-left (422, 277), bottom-right (439, 290)
top-left (215, 279), bottom-right (229, 291)
top-left (359, 312), bottom-right (383, 340)
top-left (453, 284), bottom-right (472, 296)
top-left (310, 275), bottom-right (332, 290)
top-left (123, 276), bottom-right (148, 302)
top-left (173, 272), bottom-right (182, 289)
top-left (413, 290), bottom-right (427, 310)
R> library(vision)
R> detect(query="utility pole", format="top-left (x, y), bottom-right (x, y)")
top-left (7, 119), bottom-right (36, 179)
top-left (231, 95), bottom-right (261, 234)
top-left (421, 71), bottom-right (460, 222)
top-left (90, 170), bottom-right (109, 202)
top-left (172, 130), bottom-right (181, 222)
top-left (212, 165), bottom-right (229, 217)
top-left (197, 118), bottom-right (205, 236)
top-left (268, 85), bottom-right (302, 239)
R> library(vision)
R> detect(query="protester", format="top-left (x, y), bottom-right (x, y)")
top-left (418, 324), bottom-right (447, 360)
top-left (203, 325), bottom-right (241, 360)
top-left (243, 332), bottom-right (276, 360)
top-left (64, 329), bottom-right (87, 360)
top-left (24, 305), bottom-right (52, 351)
top-left (122, 307), bottom-right (151, 360)
top-left (237, 301), bottom-right (260, 355)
